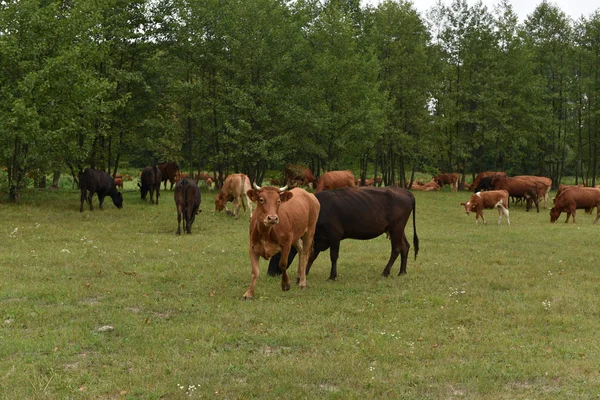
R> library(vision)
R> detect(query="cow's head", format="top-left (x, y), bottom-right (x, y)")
top-left (112, 192), bottom-right (123, 209)
top-left (214, 194), bottom-right (225, 212)
top-left (247, 183), bottom-right (292, 226)
top-left (549, 207), bottom-right (560, 223)
top-left (460, 201), bottom-right (471, 214)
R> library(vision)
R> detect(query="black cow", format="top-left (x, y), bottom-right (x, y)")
top-left (473, 176), bottom-right (494, 193)
top-left (174, 178), bottom-right (201, 234)
top-left (268, 186), bottom-right (419, 280)
top-left (139, 166), bottom-right (162, 204)
top-left (79, 168), bottom-right (123, 212)
top-left (158, 162), bottom-right (180, 190)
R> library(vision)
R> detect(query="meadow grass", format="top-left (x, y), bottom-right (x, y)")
top-left (1, 185), bottom-right (599, 399)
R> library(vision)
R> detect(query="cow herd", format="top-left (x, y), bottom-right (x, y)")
top-left (77, 164), bottom-right (600, 298)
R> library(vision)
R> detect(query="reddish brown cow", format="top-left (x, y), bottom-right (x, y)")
top-left (470, 171), bottom-right (507, 191)
top-left (432, 173), bottom-right (460, 192)
top-left (492, 176), bottom-right (540, 212)
top-left (514, 175), bottom-right (552, 208)
top-left (139, 166), bottom-right (162, 204)
top-left (215, 173), bottom-right (253, 219)
top-left (158, 162), bottom-right (180, 190)
top-left (460, 190), bottom-right (510, 225)
top-left (114, 177), bottom-right (124, 189)
top-left (243, 185), bottom-right (320, 299)
top-left (315, 170), bottom-right (356, 193)
top-left (550, 187), bottom-right (600, 224)
top-left (284, 164), bottom-right (317, 187)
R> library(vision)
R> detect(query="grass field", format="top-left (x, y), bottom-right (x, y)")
top-left (1, 185), bottom-right (599, 399)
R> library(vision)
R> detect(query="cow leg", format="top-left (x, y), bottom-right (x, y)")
top-left (243, 250), bottom-right (261, 299)
top-left (279, 246), bottom-right (291, 292)
top-left (478, 211), bottom-right (487, 225)
top-left (87, 193), bottom-right (94, 211)
top-left (398, 232), bottom-right (410, 276)
top-left (294, 238), bottom-right (307, 289)
top-left (382, 233), bottom-right (402, 277)
top-left (571, 210), bottom-right (577, 224)
top-left (233, 197), bottom-right (240, 220)
top-left (80, 190), bottom-right (87, 212)
top-left (328, 241), bottom-right (341, 281)
top-left (565, 212), bottom-right (571, 223)
top-left (594, 209), bottom-right (600, 224)
top-left (98, 194), bottom-right (106, 210)
top-left (176, 205), bottom-right (183, 235)
top-left (500, 205), bottom-right (510, 225)
top-left (149, 187), bottom-right (155, 204)
top-left (306, 249), bottom-right (320, 276)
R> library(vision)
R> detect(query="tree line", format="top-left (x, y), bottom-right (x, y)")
top-left (1, 0), bottom-right (600, 201)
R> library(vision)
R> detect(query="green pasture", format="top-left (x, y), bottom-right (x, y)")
top-left (1, 186), bottom-right (599, 399)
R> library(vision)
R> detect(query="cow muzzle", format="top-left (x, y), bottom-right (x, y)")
top-left (264, 215), bottom-right (279, 225)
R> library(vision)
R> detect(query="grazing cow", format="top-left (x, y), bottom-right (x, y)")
top-left (268, 186), bottom-right (419, 281)
top-left (492, 176), bottom-right (540, 212)
top-left (174, 178), bottom-right (202, 234)
top-left (158, 162), bottom-right (180, 190)
top-left (79, 168), bottom-right (123, 212)
top-left (215, 173), bottom-right (253, 219)
top-left (243, 184), bottom-right (320, 299)
top-left (514, 175), bottom-right (552, 208)
top-left (373, 176), bottom-right (382, 187)
top-left (284, 164), bottom-right (317, 187)
top-left (550, 187), bottom-right (600, 224)
top-left (433, 173), bottom-right (460, 191)
top-left (114, 177), bottom-right (124, 189)
top-left (139, 166), bottom-right (162, 204)
top-left (460, 190), bottom-right (510, 225)
top-left (315, 170), bottom-right (357, 192)
top-left (470, 171), bottom-right (507, 191)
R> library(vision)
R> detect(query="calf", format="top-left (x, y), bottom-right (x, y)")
top-left (215, 173), bottom-right (253, 219)
top-left (550, 187), bottom-right (600, 224)
top-left (243, 184), bottom-right (320, 299)
top-left (139, 166), bottom-right (162, 204)
top-left (268, 186), bottom-right (419, 281)
top-left (315, 170), bottom-right (356, 192)
top-left (79, 168), bottom-right (123, 212)
top-left (174, 178), bottom-right (202, 234)
top-left (460, 190), bottom-right (510, 225)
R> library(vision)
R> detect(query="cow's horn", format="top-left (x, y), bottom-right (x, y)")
top-left (279, 185), bottom-right (289, 192)
top-left (253, 182), bottom-right (261, 190)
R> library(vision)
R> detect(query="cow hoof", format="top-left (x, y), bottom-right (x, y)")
top-left (328, 276), bottom-right (337, 281)
top-left (281, 283), bottom-right (290, 292)
top-left (242, 295), bottom-right (253, 301)
top-left (226, 210), bottom-right (233, 216)
top-left (381, 272), bottom-right (390, 278)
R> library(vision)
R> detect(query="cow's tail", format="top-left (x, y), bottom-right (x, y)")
top-left (412, 197), bottom-right (419, 260)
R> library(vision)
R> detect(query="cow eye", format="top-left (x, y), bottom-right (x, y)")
top-left (259, 198), bottom-right (264, 204)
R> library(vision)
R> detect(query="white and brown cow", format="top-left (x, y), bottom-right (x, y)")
top-left (215, 173), bottom-right (253, 219)
top-left (243, 184), bottom-right (320, 299)
top-left (461, 189), bottom-right (510, 225)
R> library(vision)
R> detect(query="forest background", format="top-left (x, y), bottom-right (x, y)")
top-left (2, 0), bottom-right (600, 201)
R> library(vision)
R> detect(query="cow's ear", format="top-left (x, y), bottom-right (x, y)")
top-left (460, 202), bottom-right (465, 206)
top-left (280, 191), bottom-right (293, 202)
top-left (246, 190), bottom-right (258, 202)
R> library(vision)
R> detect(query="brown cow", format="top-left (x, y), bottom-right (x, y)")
top-left (315, 170), bottom-right (356, 192)
top-left (550, 187), bottom-right (600, 224)
top-left (284, 164), bottom-right (317, 187)
top-left (432, 173), bottom-right (460, 192)
top-left (243, 184), bottom-right (320, 299)
top-left (114, 177), bottom-right (124, 189)
top-left (215, 173), bottom-right (253, 219)
top-left (139, 166), bottom-right (162, 204)
top-left (158, 162), bottom-right (180, 190)
top-left (492, 176), bottom-right (540, 212)
top-left (514, 175), bottom-right (552, 208)
top-left (174, 178), bottom-right (202, 234)
top-left (460, 190), bottom-right (510, 225)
